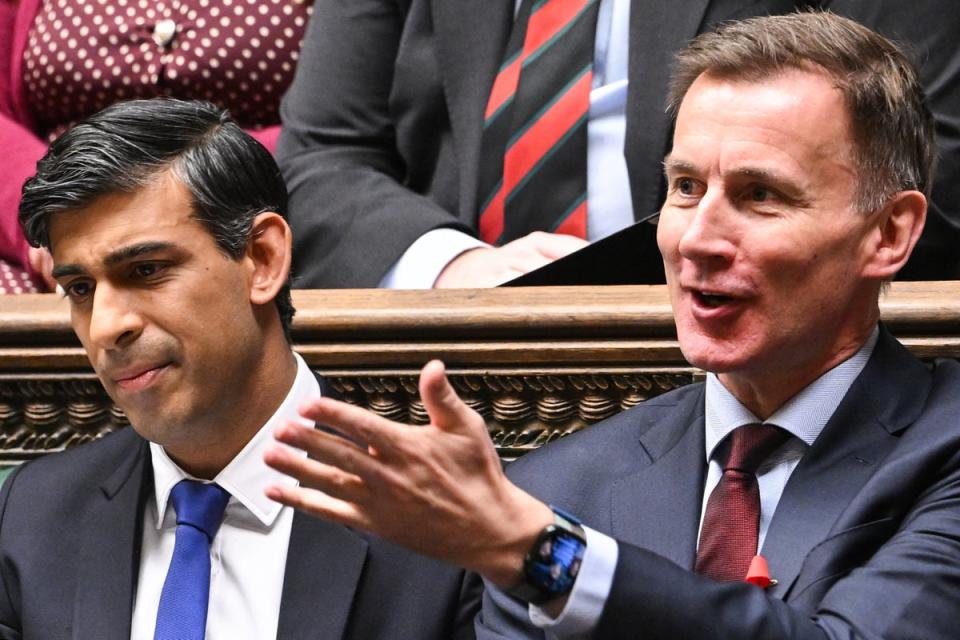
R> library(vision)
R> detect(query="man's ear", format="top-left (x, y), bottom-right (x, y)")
top-left (246, 211), bottom-right (292, 306)
top-left (861, 190), bottom-right (927, 281)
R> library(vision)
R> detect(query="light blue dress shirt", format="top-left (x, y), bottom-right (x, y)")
top-left (530, 327), bottom-right (880, 638)
top-left (381, 0), bottom-right (633, 288)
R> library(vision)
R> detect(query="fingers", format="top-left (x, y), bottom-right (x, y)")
top-left (418, 360), bottom-right (477, 432)
top-left (264, 422), bottom-right (379, 488)
top-left (434, 232), bottom-right (590, 287)
top-left (519, 231), bottom-right (590, 259)
top-left (264, 482), bottom-right (371, 530)
top-left (297, 397), bottom-right (404, 453)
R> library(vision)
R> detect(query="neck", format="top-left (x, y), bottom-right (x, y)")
top-left (720, 319), bottom-right (877, 420)
top-left (166, 337), bottom-right (298, 479)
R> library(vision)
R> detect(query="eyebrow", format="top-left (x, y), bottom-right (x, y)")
top-left (662, 156), bottom-right (696, 177)
top-left (663, 158), bottom-right (799, 186)
top-left (51, 241), bottom-right (179, 279)
top-left (734, 167), bottom-right (779, 181)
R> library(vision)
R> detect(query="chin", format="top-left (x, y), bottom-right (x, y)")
top-left (678, 335), bottom-right (754, 375)
top-left (118, 399), bottom-right (179, 439)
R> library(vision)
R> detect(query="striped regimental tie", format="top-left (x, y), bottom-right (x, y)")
top-left (477, 0), bottom-right (601, 245)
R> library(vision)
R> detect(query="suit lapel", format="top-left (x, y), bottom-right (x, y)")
top-left (762, 329), bottom-right (932, 598)
top-left (276, 512), bottom-right (368, 640)
top-left (432, 0), bottom-right (513, 216)
top-left (72, 435), bottom-right (151, 640)
top-left (611, 386), bottom-right (707, 569)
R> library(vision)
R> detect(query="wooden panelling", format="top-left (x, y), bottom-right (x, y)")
top-left (1, 282), bottom-right (958, 463)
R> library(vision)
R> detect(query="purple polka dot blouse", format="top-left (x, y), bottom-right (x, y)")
top-left (21, 0), bottom-right (312, 140)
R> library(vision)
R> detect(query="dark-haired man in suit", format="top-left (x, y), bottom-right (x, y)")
top-left (0, 98), bottom-right (477, 640)
top-left (267, 12), bottom-right (960, 639)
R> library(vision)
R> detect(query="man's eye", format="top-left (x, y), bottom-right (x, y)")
top-left (133, 263), bottom-right (161, 278)
top-left (63, 281), bottom-right (92, 299)
top-left (674, 178), bottom-right (703, 197)
top-left (751, 187), bottom-right (774, 202)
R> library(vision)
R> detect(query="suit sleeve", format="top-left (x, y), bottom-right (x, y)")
top-left (276, 0), bottom-right (472, 288)
top-left (0, 465), bottom-right (23, 640)
top-left (824, 0), bottom-right (960, 280)
top-left (591, 448), bottom-right (960, 639)
top-left (475, 583), bottom-right (546, 640)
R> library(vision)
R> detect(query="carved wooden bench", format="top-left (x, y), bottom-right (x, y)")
top-left (1, 282), bottom-right (958, 468)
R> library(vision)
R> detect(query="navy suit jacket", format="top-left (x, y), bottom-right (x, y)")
top-left (476, 328), bottom-right (960, 638)
top-left (0, 428), bottom-right (479, 639)
top-left (279, 0), bottom-right (960, 288)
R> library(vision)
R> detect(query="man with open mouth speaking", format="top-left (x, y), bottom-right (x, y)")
top-left (266, 12), bottom-right (960, 639)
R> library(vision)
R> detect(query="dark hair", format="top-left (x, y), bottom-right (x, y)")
top-left (19, 98), bottom-right (294, 338)
top-left (668, 11), bottom-right (936, 213)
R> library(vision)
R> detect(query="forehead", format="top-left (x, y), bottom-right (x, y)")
top-left (670, 69), bottom-right (855, 178)
top-left (48, 173), bottom-right (205, 264)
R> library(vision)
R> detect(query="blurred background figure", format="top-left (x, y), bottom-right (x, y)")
top-left (279, 0), bottom-right (960, 290)
top-left (0, 0), bottom-right (312, 292)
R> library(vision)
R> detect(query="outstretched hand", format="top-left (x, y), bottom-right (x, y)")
top-left (264, 360), bottom-right (553, 588)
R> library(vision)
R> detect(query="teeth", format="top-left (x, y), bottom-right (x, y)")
top-left (699, 292), bottom-right (730, 307)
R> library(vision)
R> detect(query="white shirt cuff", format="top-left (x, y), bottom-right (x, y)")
top-left (529, 526), bottom-right (619, 639)
top-left (378, 228), bottom-right (488, 289)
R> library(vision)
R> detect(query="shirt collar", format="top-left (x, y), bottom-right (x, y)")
top-left (704, 326), bottom-right (879, 462)
top-left (149, 352), bottom-right (320, 530)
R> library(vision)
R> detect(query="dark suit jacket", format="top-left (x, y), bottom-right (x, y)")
top-left (476, 328), bottom-right (960, 638)
top-left (0, 427), bottom-right (479, 639)
top-left (278, 0), bottom-right (960, 288)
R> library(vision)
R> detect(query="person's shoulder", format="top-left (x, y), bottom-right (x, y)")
top-left (927, 357), bottom-right (960, 395)
top-left (504, 381), bottom-right (704, 487)
top-left (901, 358), bottom-right (960, 449)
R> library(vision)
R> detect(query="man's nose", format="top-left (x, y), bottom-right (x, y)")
top-left (676, 191), bottom-right (737, 266)
top-left (86, 285), bottom-right (143, 350)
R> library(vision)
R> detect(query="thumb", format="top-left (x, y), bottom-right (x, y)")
top-left (419, 360), bottom-right (475, 432)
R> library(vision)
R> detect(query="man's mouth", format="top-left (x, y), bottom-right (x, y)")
top-left (694, 290), bottom-right (735, 308)
top-left (111, 363), bottom-right (170, 391)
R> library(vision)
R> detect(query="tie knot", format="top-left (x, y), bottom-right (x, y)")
top-left (169, 480), bottom-right (230, 541)
top-left (723, 424), bottom-right (790, 473)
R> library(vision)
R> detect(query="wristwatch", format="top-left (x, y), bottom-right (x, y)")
top-left (506, 506), bottom-right (587, 605)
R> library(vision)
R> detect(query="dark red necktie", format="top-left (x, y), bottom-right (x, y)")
top-left (476, 0), bottom-right (600, 245)
top-left (695, 424), bottom-right (791, 582)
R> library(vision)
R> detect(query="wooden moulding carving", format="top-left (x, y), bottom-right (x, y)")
top-left (327, 368), bottom-right (698, 458)
top-left (0, 282), bottom-right (959, 464)
top-left (0, 374), bottom-right (128, 460)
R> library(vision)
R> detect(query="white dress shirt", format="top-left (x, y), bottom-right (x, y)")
top-left (130, 352), bottom-right (319, 640)
top-left (531, 328), bottom-right (880, 638)
top-left (381, 0), bottom-right (633, 288)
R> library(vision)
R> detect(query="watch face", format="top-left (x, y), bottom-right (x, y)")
top-left (508, 510), bottom-right (587, 605)
top-left (537, 539), bottom-right (554, 559)
top-left (569, 557), bottom-right (582, 580)
top-left (528, 525), bottom-right (587, 596)
top-left (549, 563), bottom-right (562, 580)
